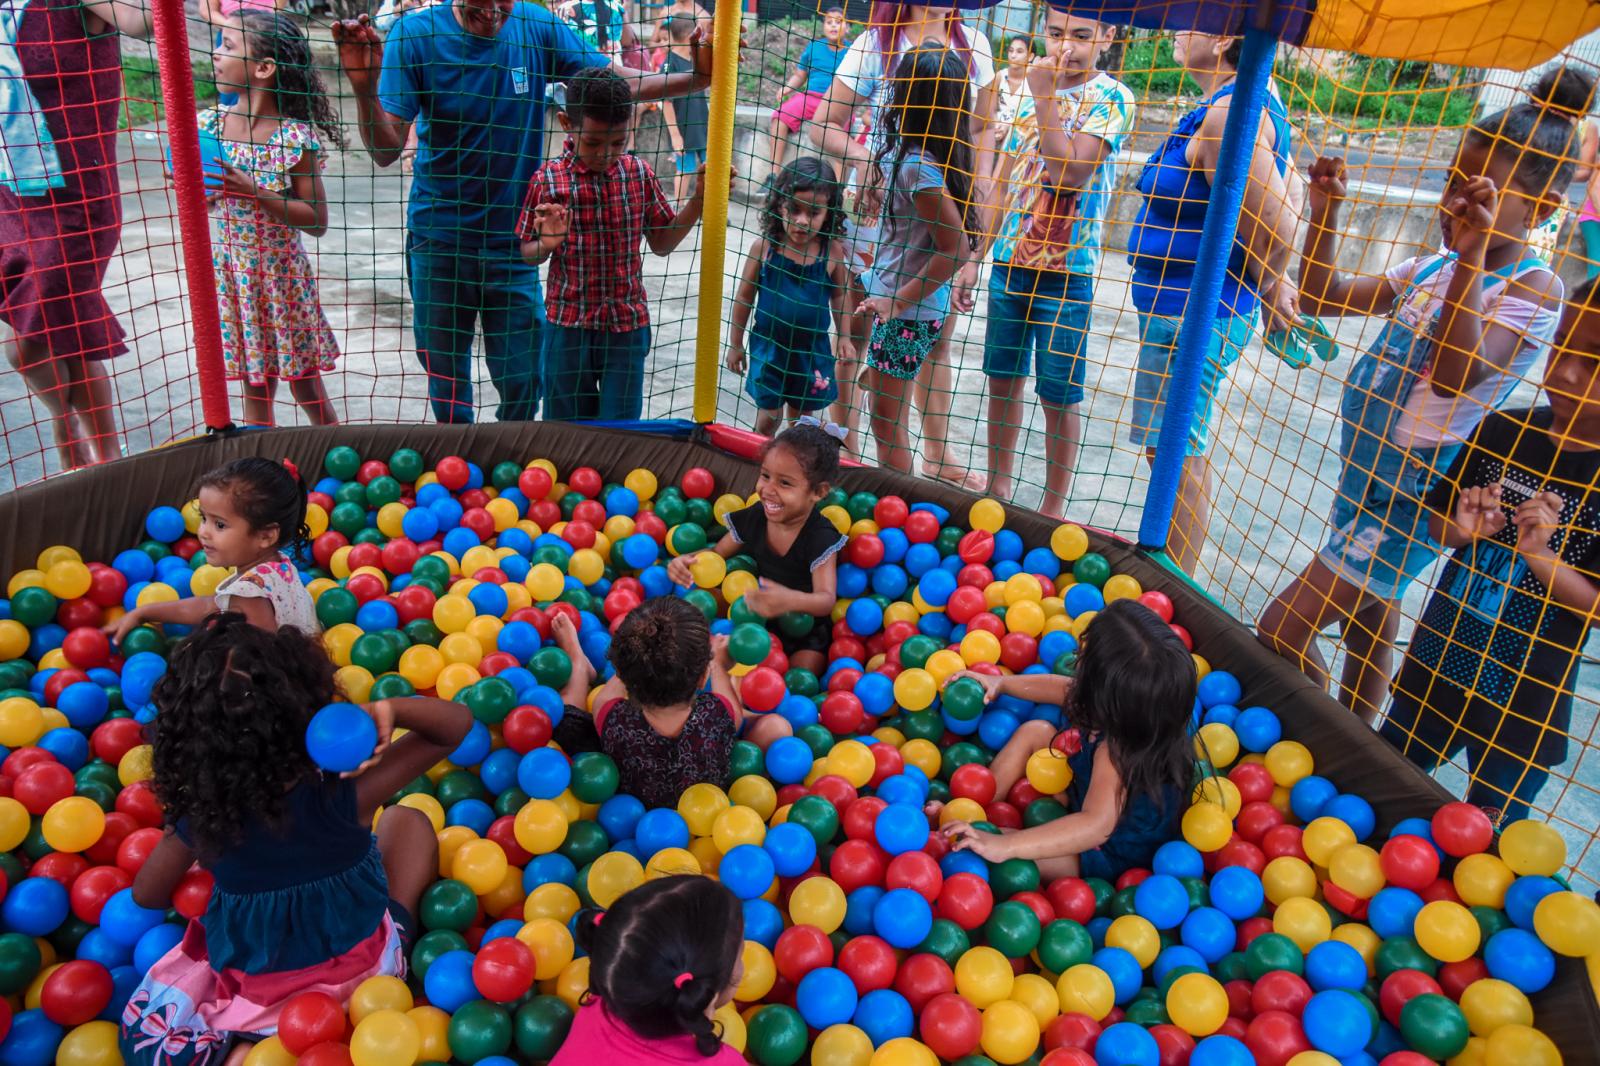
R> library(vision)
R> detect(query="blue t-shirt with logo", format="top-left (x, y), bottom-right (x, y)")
top-left (379, 1), bottom-right (605, 249)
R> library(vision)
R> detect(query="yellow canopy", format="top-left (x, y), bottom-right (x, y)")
top-left (1305, 0), bottom-right (1600, 69)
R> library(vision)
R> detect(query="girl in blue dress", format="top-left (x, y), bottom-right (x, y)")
top-left (935, 599), bottom-right (1198, 881)
top-left (119, 613), bottom-right (472, 1066)
top-left (726, 157), bottom-right (853, 437)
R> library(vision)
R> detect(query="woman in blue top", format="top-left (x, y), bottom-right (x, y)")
top-left (931, 599), bottom-right (1199, 882)
top-left (119, 614), bottom-right (472, 1066)
top-left (1127, 31), bottom-right (1300, 575)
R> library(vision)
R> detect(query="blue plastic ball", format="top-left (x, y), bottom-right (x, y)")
top-left (133, 922), bottom-right (184, 972)
top-left (144, 506), bottom-right (185, 543)
top-left (917, 569), bottom-right (957, 608)
top-left (763, 823), bottom-right (818, 878)
top-left (1302, 990), bottom-right (1372, 1057)
top-left (976, 710), bottom-right (1020, 751)
top-left (517, 747), bottom-right (573, 800)
top-left (1233, 706), bottom-right (1282, 752)
top-left (844, 886), bottom-right (886, 936)
top-left (1504, 875), bottom-right (1563, 931)
top-left (1152, 945), bottom-right (1208, 986)
top-left (718, 844), bottom-right (775, 900)
top-left (796, 967), bottom-right (858, 1029)
top-left (854, 988), bottom-right (913, 1046)
top-left (874, 803), bottom-right (930, 857)
top-left (605, 487), bottom-right (639, 517)
top-left (98, 888), bottom-right (164, 947)
top-left (305, 702), bottom-right (379, 774)
top-left (74, 930), bottom-right (132, 970)
top-left (854, 673), bottom-right (895, 717)
top-left (1062, 584), bottom-right (1104, 618)
top-left (1367, 887), bottom-right (1424, 940)
top-left (776, 695), bottom-right (818, 729)
top-left (1133, 874), bottom-right (1190, 929)
top-left (743, 899), bottom-right (784, 949)
top-left (1322, 793), bottom-right (1375, 841)
top-left (597, 795), bottom-right (646, 843)
top-left (423, 949), bottom-right (478, 1012)
top-left (1289, 775), bottom-right (1337, 822)
top-left (1196, 671), bottom-right (1242, 708)
top-left (620, 534), bottom-right (659, 569)
top-left (0, 878), bottom-right (67, 938)
top-left (1484, 927), bottom-right (1556, 993)
top-left (1092, 946), bottom-right (1143, 1005)
top-left (1305, 940), bottom-right (1367, 991)
top-left (0, 1010), bottom-right (63, 1066)
top-left (1190, 1034), bottom-right (1252, 1066)
top-left (845, 598), bottom-right (884, 636)
top-left (1095, 1021), bottom-right (1158, 1066)
top-left (633, 809), bottom-right (691, 858)
top-left (1180, 907), bottom-right (1236, 964)
top-left (36, 728), bottom-right (88, 771)
top-left (765, 736), bottom-right (814, 785)
top-left (873, 888), bottom-right (933, 949)
top-left (870, 565), bottom-right (909, 600)
top-left (939, 851), bottom-right (988, 881)
top-left (1152, 841), bottom-right (1205, 880)
top-left (1208, 866), bottom-right (1265, 922)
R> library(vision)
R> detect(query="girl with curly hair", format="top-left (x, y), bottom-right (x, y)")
top-left (726, 157), bottom-right (854, 437)
top-left (108, 458), bottom-right (316, 641)
top-left (118, 613), bottom-right (472, 1066)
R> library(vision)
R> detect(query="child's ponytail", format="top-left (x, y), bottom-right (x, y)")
top-left (1467, 63), bottom-right (1597, 197)
top-left (669, 971), bottom-right (724, 1057)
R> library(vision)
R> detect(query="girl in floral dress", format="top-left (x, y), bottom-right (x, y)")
top-left (203, 11), bottom-right (343, 427)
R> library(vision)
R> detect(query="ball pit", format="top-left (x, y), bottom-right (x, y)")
top-left (0, 426), bottom-right (1594, 1066)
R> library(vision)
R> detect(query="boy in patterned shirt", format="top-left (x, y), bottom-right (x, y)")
top-left (1383, 281), bottom-right (1600, 826)
top-left (976, 9), bottom-right (1133, 518)
top-left (518, 67), bottom-right (705, 421)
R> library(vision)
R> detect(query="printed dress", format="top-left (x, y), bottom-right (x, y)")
top-left (214, 554), bottom-right (318, 634)
top-left (200, 108), bottom-right (339, 386)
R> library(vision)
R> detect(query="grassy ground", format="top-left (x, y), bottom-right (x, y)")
top-left (121, 55), bottom-right (217, 129)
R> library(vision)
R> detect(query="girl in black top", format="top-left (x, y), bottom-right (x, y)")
top-left (669, 420), bottom-right (847, 674)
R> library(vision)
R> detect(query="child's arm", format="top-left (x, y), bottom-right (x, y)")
top-left (647, 166), bottom-right (707, 255)
top-left (1429, 176), bottom-right (1562, 398)
top-left (744, 554), bottom-right (838, 619)
top-left (352, 696), bottom-right (473, 816)
top-left (517, 171), bottom-right (567, 266)
top-left (132, 830), bottom-right (198, 909)
top-left (1298, 156), bottom-right (1393, 318)
top-left (943, 743), bottom-right (1121, 862)
top-left (1027, 58), bottom-right (1110, 193)
top-left (857, 186), bottom-right (962, 321)
top-left (828, 252), bottom-right (856, 362)
top-left (951, 668), bottom-right (1074, 705)
top-left (727, 237), bottom-right (767, 375)
top-left (666, 532), bottom-right (739, 586)
top-left (779, 67), bottom-right (808, 99)
top-left (1513, 491), bottom-right (1600, 621)
top-left (661, 98), bottom-right (686, 156)
top-left (217, 147), bottom-right (329, 236)
top-left (708, 635), bottom-right (745, 726)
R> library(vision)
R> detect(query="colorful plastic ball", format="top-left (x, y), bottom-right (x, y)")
top-left (718, 844), bottom-right (775, 901)
top-left (1532, 890), bottom-right (1600, 957)
top-left (1398, 993), bottom-right (1468, 1060)
top-left (1301, 990), bottom-right (1372, 1058)
top-left (1303, 940), bottom-right (1365, 992)
top-left (1094, 1021), bottom-right (1158, 1066)
top-left (874, 888), bottom-right (934, 950)
top-left (1133, 874), bottom-right (1189, 930)
top-left (305, 703), bottom-right (378, 774)
top-left (1208, 866), bottom-right (1264, 922)
top-left (1430, 803), bottom-right (1493, 858)
top-left (874, 804), bottom-right (929, 857)
top-left (1497, 820), bottom-right (1565, 877)
top-left (1483, 927), bottom-right (1556, 993)
top-left (1166, 972), bottom-right (1228, 1037)
top-left (1458, 978), bottom-right (1532, 1037)
top-left (979, 999), bottom-right (1040, 1065)
top-left (789, 878), bottom-right (847, 935)
top-left (797, 967), bottom-right (859, 1030)
top-left (954, 947), bottom-right (1014, 1010)
top-left (349, 1010), bottom-right (421, 1066)
top-left (747, 1004), bottom-right (807, 1066)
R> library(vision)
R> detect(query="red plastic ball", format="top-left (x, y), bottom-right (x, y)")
top-left (935, 872), bottom-right (993, 930)
top-left (894, 953), bottom-right (954, 1013)
top-left (949, 764), bottom-right (996, 806)
top-left (571, 499), bottom-right (608, 529)
top-left (82, 812), bottom-right (136, 867)
top-left (116, 827), bottom-right (164, 874)
top-left (87, 568), bottom-right (128, 609)
top-left (277, 992), bottom-right (347, 1055)
top-left (296, 1044), bottom-right (354, 1066)
top-left (116, 781), bottom-right (164, 828)
top-left (885, 851), bottom-right (943, 903)
top-left (345, 543), bottom-right (383, 573)
top-left (1227, 763), bottom-right (1275, 805)
top-left (1420, 878), bottom-right (1461, 904)
top-left (829, 839), bottom-right (887, 894)
top-left (1170, 624), bottom-right (1193, 650)
top-left (740, 667), bottom-right (786, 713)
top-left (173, 869), bottom-right (215, 920)
top-left (13, 762), bottom-right (73, 815)
top-left (846, 536), bottom-right (885, 569)
top-left (1431, 802), bottom-right (1493, 858)
top-left (518, 467), bottom-right (553, 500)
top-left (837, 935), bottom-right (898, 994)
top-left (56, 599), bottom-right (104, 633)
top-left (957, 530), bottom-right (994, 564)
top-left (61, 628), bottom-right (110, 670)
top-left (345, 573), bottom-right (386, 604)
top-left (1042, 1051), bottom-right (1097, 1066)
top-left (1250, 970), bottom-right (1312, 1016)
top-left (999, 633), bottom-right (1039, 673)
top-left (30, 853), bottom-right (87, 887)
top-left (774, 924), bottom-right (834, 984)
top-left (69, 866), bottom-right (130, 925)
top-left (819, 692), bottom-right (864, 735)
top-left (1045, 878), bottom-right (1098, 925)
top-left (1437, 958), bottom-right (1488, 1001)
top-left (1261, 825), bottom-right (1307, 862)
top-left (1138, 591), bottom-right (1175, 622)
top-left (1214, 838), bottom-right (1266, 874)
top-left (919, 992), bottom-right (982, 1059)
top-left (904, 512), bottom-right (939, 544)
top-left (1234, 801), bottom-right (1285, 844)
top-left (42, 670), bottom-right (89, 708)
top-left (1043, 1012), bottom-right (1101, 1052)
top-left (868, 744), bottom-right (904, 788)
top-left (529, 500), bottom-right (562, 530)
top-left (985, 801), bottom-right (1022, 831)
top-left (1379, 969), bottom-right (1442, 1027)
top-left (946, 586), bottom-right (987, 624)
top-left (90, 719), bottom-right (145, 766)
top-left (356, 460), bottom-right (389, 485)
top-left (39, 960), bottom-right (113, 1026)
top-left (1149, 1024), bottom-right (1195, 1066)
top-left (1010, 891), bottom-right (1056, 928)
top-left (502, 707), bottom-right (553, 754)
top-left (1379, 835), bottom-right (1440, 891)
top-left (1243, 1010), bottom-right (1310, 1066)
top-left (473, 937), bottom-right (537, 1002)
top-left (434, 457), bottom-right (470, 491)
top-left (840, 796), bottom-right (884, 840)
top-left (680, 467), bottom-right (715, 499)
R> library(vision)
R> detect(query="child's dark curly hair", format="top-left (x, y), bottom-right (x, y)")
top-left (236, 11), bottom-right (345, 150)
top-left (148, 613), bottom-right (336, 858)
top-left (762, 157), bottom-right (846, 251)
top-left (564, 66), bottom-right (635, 129)
top-left (197, 457), bottom-right (309, 553)
top-left (611, 597), bottom-right (711, 708)
top-left (575, 875), bottom-right (743, 1057)
top-left (762, 421), bottom-right (842, 490)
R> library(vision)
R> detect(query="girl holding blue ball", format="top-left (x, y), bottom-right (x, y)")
top-left (936, 599), bottom-right (1198, 881)
top-left (108, 458), bottom-right (317, 641)
top-left (118, 613), bottom-right (471, 1066)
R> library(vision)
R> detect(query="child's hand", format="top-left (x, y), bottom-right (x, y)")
top-left (1513, 490), bottom-right (1565, 557)
top-left (103, 607), bottom-right (145, 646)
top-left (206, 162), bottom-right (258, 205)
top-left (710, 634), bottom-right (732, 668)
top-left (942, 820), bottom-right (1012, 862)
top-left (948, 669), bottom-right (1003, 703)
top-left (531, 203), bottom-right (569, 250)
top-left (1026, 49), bottom-right (1063, 97)
top-left (1443, 175), bottom-right (1498, 259)
top-left (1454, 484), bottom-right (1508, 542)
top-left (1260, 276), bottom-right (1301, 338)
top-left (667, 552), bottom-right (697, 587)
top-left (343, 698), bottom-right (397, 777)
top-left (726, 342), bottom-right (746, 374)
top-left (952, 261), bottom-right (979, 314)
top-left (837, 337), bottom-right (856, 362)
top-left (1306, 156), bottom-right (1347, 214)
top-left (858, 295), bottom-right (894, 322)
top-left (742, 579), bottom-right (784, 618)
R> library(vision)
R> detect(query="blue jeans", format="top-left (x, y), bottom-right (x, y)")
top-left (406, 235), bottom-right (543, 424)
top-left (982, 265), bottom-right (1093, 407)
top-left (541, 324), bottom-right (650, 422)
top-left (1129, 311), bottom-right (1254, 457)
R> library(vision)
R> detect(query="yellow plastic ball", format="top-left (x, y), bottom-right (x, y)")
top-left (1025, 748), bottom-right (1072, 795)
top-left (189, 565), bottom-right (229, 598)
top-left (1286, 1055), bottom-right (1343, 1066)
top-left (678, 783), bottom-right (731, 837)
top-left (954, 947), bottom-right (1014, 1009)
top-left (1453, 853), bottom-right (1514, 909)
top-left (305, 504), bottom-right (330, 539)
top-left (1166, 972), bottom-right (1229, 1037)
top-left (1101, 574), bottom-right (1142, 603)
top-left (1009, 972), bottom-right (1059, 1029)
top-left (1196, 723), bottom-right (1240, 769)
top-left (645, 847), bottom-right (703, 880)
top-left (136, 583), bottom-right (179, 609)
top-left (1327, 843), bottom-right (1385, 900)
top-left (1497, 820), bottom-right (1566, 877)
top-left (336, 665), bottom-right (375, 703)
top-left (41, 796), bottom-right (104, 854)
top-left (735, 940), bottom-right (776, 1003)
top-left (5, 570), bottom-right (44, 597)
top-left (899, 739), bottom-right (941, 779)
top-left (1055, 964), bottom-right (1114, 1021)
top-left (825, 741), bottom-right (875, 789)
top-left (712, 806), bottom-right (767, 853)
top-left (567, 549), bottom-right (604, 587)
top-left (1331, 923), bottom-right (1380, 970)
top-left (0, 798), bottom-right (30, 852)
top-left (938, 798), bottom-right (987, 828)
top-left (624, 468), bottom-right (658, 500)
top-left (118, 744), bottom-right (153, 786)
top-left (432, 595), bottom-right (475, 634)
top-left (451, 838), bottom-right (509, 895)
top-left (893, 669), bottom-right (936, 713)
top-left (1004, 600), bottom-right (1045, 637)
top-left (555, 956), bottom-right (591, 1010)
top-left (924, 650), bottom-right (966, 687)
top-left (44, 560), bottom-right (91, 601)
top-left (1105, 915), bottom-right (1160, 968)
top-left (0, 621), bottom-right (29, 662)
top-left (526, 563), bottom-right (565, 602)
top-left (588, 851), bottom-right (645, 908)
top-left (516, 918), bottom-right (576, 980)
top-left (398, 645), bottom-right (445, 690)
top-left (1264, 741), bottom-right (1314, 787)
top-left (350, 1010), bottom-right (421, 1066)
top-left (980, 999), bottom-right (1040, 1065)
top-left (514, 799), bottom-right (569, 855)
top-left (1002, 573), bottom-right (1042, 606)
top-left (1050, 524), bottom-right (1088, 561)
top-left (1532, 891), bottom-right (1600, 957)
top-left (435, 662), bottom-right (481, 701)
top-left (1459, 978), bottom-right (1533, 1037)
top-left (524, 883), bottom-right (581, 924)
top-left (1484, 1025), bottom-right (1561, 1066)
top-left (959, 630), bottom-right (1001, 666)
top-left (349, 976), bottom-right (414, 1026)
top-left (55, 1021), bottom-right (120, 1066)
top-left (811, 1023), bottom-right (872, 1066)
top-left (1262, 857), bottom-right (1319, 906)
top-left (406, 1007), bottom-right (451, 1065)
top-left (969, 499), bottom-right (1006, 534)
top-left (0, 698), bottom-right (44, 748)
top-left (1414, 900), bottom-right (1481, 963)
top-left (36, 546), bottom-right (81, 570)
top-left (1302, 817), bottom-right (1357, 868)
top-left (396, 794), bottom-right (445, 833)
top-left (868, 1037), bottom-right (938, 1066)
top-left (242, 1037), bottom-right (298, 1066)
top-left (1274, 897), bottom-right (1332, 952)
top-left (789, 877), bottom-right (847, 934)
top-left (439, 632), bottom-right (484, 668)
top-left (728, 776), bottom-right (777, 821)
top-left (1181, 802), bottom-right (1232, 853)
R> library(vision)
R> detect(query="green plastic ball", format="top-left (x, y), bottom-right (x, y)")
top-left (419, 879), bottom-right (479, 932)
top-left (776, 612), bottom-right (814, 638)
top-left (570, 752), bottom-right (620, 803)
top-left (1244, 932), bottom-right (1304, 979)
top-left (1375, 935), bottom-right (1437, 979)
top-left (783, 669), bottom-right (819, 698)
top-left (435, 770), bottom-right (489, 809)
top-left (1399, 993), bottom-right (1469, 1061)
top-left (365, 476), bottom-right (403, 509)
top-left (315, 587), bottom-right (359, 628)
top-left (787, 795), bottom-right (840, 848)
top-left (513, 996), bottom-right (574, 1060)
top-left (9, 587), bottom-right (57, 628)
top-left (917, 918), bottom-right (970, 967)
top-left (529, 648), bottom-right (573, 689)
top-left (559, 820), bottom-right (611, 868)
top-left (334, 481), bottom-right (368, 507)
top-left (984, 900), bottom-right (1043, 958)
top-left (1037, 920), bottom-right (1094, 973)
top-left (369, 673), bottom-right (417, 701)
top-left (324, 446), bottom-right (361, 480)
top-left (388, 448), bottom-right (425, 483)
top-left (899, 710), bottom-right (944, 742)
top-left (845, 492), bottom-right (877, 522)
top-left (0, 932), bottom-right (42, 995)
top-left (404, 619), bottom-right (444, 647)
top-left (1024, 798), bottom-right (1068, 827)
top-left (796, 724), bottom-right (834, 759)
top-left (990, 858), bottom-right (1041, 898)
top-left (491, 461), bottom-right (523, 490)
top-left (448, 1000), bottom-right (513, 1064)
top-left (351, 633), bottom-right (400, 674)
top-left (727, 741), bottom-right (764, 781)
top-left (1072, 553), bottom-right (1112, 588)
top-left (465, 677), bottom-right (517, 725)
top-left (747, 1005), bottom-right (808, 1066)
top-left (729, 624), bottom-right (774, 667)
top-left (942, 677), bottom-right (986, 721)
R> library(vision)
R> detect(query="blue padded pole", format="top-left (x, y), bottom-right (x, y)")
top-left (1137, 14), bottom-right (1279, 553)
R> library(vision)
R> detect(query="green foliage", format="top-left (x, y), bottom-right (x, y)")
top-left (121, 55), bottom-right (218, 129)
top-left (1274, 56), bottom-right (1477, 129)
top-left (1116, 32), bottom-right (1188, 98)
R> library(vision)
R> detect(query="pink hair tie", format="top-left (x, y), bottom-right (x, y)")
top-left (591, 913), bottom-right (603, 927)
top-left (673, 972), bottom-right (693, 989)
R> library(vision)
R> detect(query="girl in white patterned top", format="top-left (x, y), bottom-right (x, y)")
top-left (108, 458), bottom-right (318, 642)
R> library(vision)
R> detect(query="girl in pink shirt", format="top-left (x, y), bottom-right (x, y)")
top-left (553, 876), bottom-right (746, 1065)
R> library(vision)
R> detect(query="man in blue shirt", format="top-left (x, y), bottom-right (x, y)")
top-left (332, 0), bottom-right (714, 423)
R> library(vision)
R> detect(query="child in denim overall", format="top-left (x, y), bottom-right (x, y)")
top-left (1258, 67), bottom-right (1593, 723)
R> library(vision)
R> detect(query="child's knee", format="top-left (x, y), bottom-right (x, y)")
top-left (377, 804), bottom-right (436, 859)
top-left (746, 713), bottom-right (793, 748)
top-left (1014, 719), bottom-right (1058, 750)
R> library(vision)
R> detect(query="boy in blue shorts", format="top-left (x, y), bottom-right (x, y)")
top-left (659, 16), bottom-right (708, 204)
top-left (977, 10), bottom-right (1132, 518)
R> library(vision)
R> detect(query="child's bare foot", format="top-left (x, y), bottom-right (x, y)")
top-left (926, 462), bottom-right (984, 491)
top-left (550, 613), bottom-right (596, 686)
top-left (1039, 492), bottom-right (1068, 521)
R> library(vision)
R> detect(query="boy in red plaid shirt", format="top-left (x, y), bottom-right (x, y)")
top-left (519, 67), bottom-right (705, 421)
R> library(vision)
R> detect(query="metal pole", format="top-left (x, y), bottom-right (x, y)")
top-left (1137, 14), bottom-right (1278, 553)
top-left (151, 0), bottom-right (232, 431)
